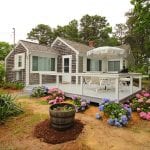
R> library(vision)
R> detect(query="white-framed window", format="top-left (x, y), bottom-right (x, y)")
top-left (108, 61), bottom-right (120, 71)
top-left (16, 71), bottom-right (23, 81)
top-left (14, 53), bottom-right (25, 69)
top-left (87, 59), bottom-right (102, 71)
top-left (32, 56), bottom-right (56, 71)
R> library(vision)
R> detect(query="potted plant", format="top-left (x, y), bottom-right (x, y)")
top-left (49, 103), bottom-right (76, 130)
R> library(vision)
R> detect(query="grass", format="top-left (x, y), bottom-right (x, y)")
top-left (142, 79), bottom-right (150, 89)
top-left (12, 112), bottom-right (48, 135)
top-left (36, 99), bottom-right (49, 105)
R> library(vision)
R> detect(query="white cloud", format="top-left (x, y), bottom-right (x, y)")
top-left (0, 0), bottom-right (132, 43)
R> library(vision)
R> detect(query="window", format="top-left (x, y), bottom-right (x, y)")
top-left (18, 55), bottom-right (22, 67)
top-left (16, 71), bottom-right (23, 81)
top-left (32, 56), bottom-right (56, 71)
top-left (64, 58), bottom-right (69, 73)
top-left (108, 61), bottom-right (120, 71)
top-left (87, 59), bottom-right (102, 71)
top-left (14, 53), bottom-right (25, 69)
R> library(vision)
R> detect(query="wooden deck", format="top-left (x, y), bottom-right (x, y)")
top-left (25, 83), bottom-right (140, 104)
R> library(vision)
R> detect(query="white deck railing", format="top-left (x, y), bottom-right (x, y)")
top-left (38, 72), bottom-right (142, 102)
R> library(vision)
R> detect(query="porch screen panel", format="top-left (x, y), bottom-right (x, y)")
top-left (108, 61), bottom-right (120, 71)
top-left (114, 61), bottom-right (120, 71)
top-left (87, 59), bottom-right (101, 71)
top-left (51, 58), bottom-right (55, 71)
top-left (87, 59), bottom-right (91, 71)
top-left (32, 56), bottom-right (55, 71)
top-left (32, 56), bottom-right (38, 71)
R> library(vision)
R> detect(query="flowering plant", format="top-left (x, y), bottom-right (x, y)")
top-left (72, 95), bottom-right (89, 112)
top-left (99, 98), bottom-right (132, 127)
top-left (31, 86), bottom-right (48, 97)
top-left (130, 90), bottom-right (150, 121)
top-left (44, 87), bottom-right (65, 105)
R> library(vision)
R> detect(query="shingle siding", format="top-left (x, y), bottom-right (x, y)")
top-left (79, 56), bottom-right (83, 73)
top-left (6, 44), bottom-right (26, 84)
top-left (52, 39), bottom-right (76, 73)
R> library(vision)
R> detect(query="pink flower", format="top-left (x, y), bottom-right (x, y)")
top-left (146, 114), bottom-right (150, 121)
top-left (139, 112), bottom-right (147, 119)
top-left (143, 93), bottom-right (150, 97)
top-left (48, 99), bottom-right (55, 104)
top-left (136, 94), bottom-right (142, 99)
top-left (137, 108), bottom-right (141, 112)
top-left (138, 98), bottom-right (144, 103)
top-left (146, 99), bottom-right (150, 104)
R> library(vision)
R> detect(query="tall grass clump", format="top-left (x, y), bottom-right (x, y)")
top-left (0, 94), bottom-right (23, 123)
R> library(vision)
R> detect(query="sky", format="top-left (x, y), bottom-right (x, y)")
top-left (0, 0), bottom-right (133, 44)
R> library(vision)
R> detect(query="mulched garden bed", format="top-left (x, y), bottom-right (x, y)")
top-left (34, 119), bottom-right (84, 144)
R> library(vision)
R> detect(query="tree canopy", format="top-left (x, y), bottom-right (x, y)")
top-left (0, 42), bottom-right (12, 61)
top-left (125, 0), bottom-right (150, 65)
top-left (27, 24), bottom-right (54, 45)
top-left (27, 14), bottom-right (119, 47)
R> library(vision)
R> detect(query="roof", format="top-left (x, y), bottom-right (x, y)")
top-left (58, 37), bottom-right (94, 54)
top-left (20, 40), bottom-right (57, 54)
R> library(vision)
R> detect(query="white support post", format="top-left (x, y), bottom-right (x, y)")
top-left (76, 54), bottom-right (79, 85)
top-left (139, 76), bottom-right (142, 90)
top-left (130, 76), bottom-right (133, 94)
top-left (115, 77), bottom-right (119, 102)
top-left (56, 75), bottom-right (59, 87)
top-left (39, 74), bottom-right (42, 86)
top-left (25, 54), bottom-right (29, 86)
top-left (76, 75), bottom-right (78, 85)
top-left (81, 76), bottom-right (83, 95)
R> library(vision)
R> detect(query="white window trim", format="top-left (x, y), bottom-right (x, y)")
top-left (62, 55), bottom-right (72, 73)
top-left (14, 53), bottom-right (25, 70)
top-left (30, 55), bottom-right (57, 73)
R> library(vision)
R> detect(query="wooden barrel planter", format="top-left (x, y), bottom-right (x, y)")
top-left (49, 103), bottom-right (76, 130)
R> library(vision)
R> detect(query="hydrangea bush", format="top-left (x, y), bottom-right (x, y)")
top-left (44, 87), bottom-right (65, 105)
top-left (72, 95), bottom-right (89, 112)
top-left (130, 90), bottom-right (150, 121)
top-left (31, 86), bottom-right (48, 97)
top-left (99, 98), bottom-right (132, 127)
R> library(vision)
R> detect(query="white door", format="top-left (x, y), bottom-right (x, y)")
top-left (62, 55), bottom-right (72, 83)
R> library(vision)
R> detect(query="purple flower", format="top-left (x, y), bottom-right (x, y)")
top-left (96, 113), bottom-right (101, 119)
top-left (108, 118), bottom-right (115, 125)
top-left (115, 121), bottom-right (122, 127)
top-left (101, 98), bottom-right (110, 104)
top-left (99, 105), bottom-right (104, 111)
top-left (121, 115), bottom-right (128, 122)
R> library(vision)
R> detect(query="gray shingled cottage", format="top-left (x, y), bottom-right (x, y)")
top-left (5, 37), bottom-right (134, 86)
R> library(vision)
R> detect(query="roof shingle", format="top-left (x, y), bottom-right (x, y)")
top-left (20, 40), bottom-right (57, 54)
top-left (59, 37), bottom-right (94, 54)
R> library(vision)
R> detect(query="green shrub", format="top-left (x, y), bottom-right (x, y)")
top-left (0, 64), bottom-right (5, 82)
top-left (0, 82), bottom-right (25, 90)
top-left (0, 94), bottom-right (23, 123)
top-left (31, 86), bottom-right (48, 98)
top-left (128, 65), bottom-right (148, 75)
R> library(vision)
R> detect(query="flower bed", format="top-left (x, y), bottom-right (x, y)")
top-left (99, 98), bottom-right (132, 127)
top-left (130, 90), bottom-right (150, 121)
top-left (31, 86), bottom-right (65, 105)
top-left (72, 95), bottom-right (89, 112)
top-left (44, 87), bottom-right (65, 104)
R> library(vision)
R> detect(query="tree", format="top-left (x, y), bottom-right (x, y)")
top-left (54, 20), bottom-right (79, 42)
top-left (80, 14), bottom-right (112, 46)
top-left (114, 24), bottom-right (127, 44)
top-left (0, 42), bottom-right (12, 61)
top-left (125, 0), bottom-right (150, 65)
top-left (27, 24), bottom-right (54, 45)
